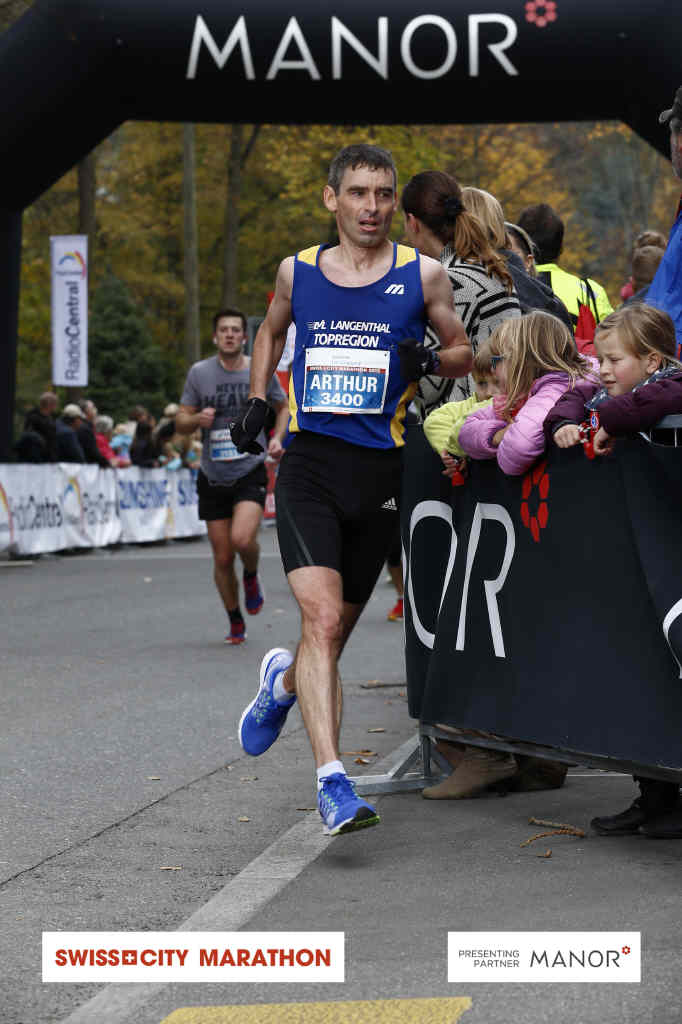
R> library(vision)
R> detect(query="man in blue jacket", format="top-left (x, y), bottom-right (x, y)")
top-left (646, 86), bottom-right (682, 354)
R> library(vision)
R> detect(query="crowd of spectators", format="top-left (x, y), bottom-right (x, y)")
top-left (14, 396), bottom-right (201, 470)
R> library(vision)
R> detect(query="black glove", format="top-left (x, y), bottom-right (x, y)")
top-left (398, 337), bottom-right (440, 381)
top-left (230, 397), bottom-right (274, 455)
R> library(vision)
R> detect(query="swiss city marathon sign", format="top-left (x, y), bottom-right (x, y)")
top-left (402, 427), bottom-right (682, 774)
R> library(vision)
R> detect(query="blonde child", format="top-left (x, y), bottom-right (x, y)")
top-left (423, 343), bottom-right (499, 481)
top-left (458, 311), bottom-right (595, 475)
top-left (545, 304), bottom-right (682, 459)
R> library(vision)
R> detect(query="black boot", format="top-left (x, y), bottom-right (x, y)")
top-left (639, 788), bottom-right (682, 838)
top-left (590, 778), bottom-right (679, 836)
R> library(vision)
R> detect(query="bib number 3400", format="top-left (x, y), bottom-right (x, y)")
top-left (302, 348), bottom-right (389, 415)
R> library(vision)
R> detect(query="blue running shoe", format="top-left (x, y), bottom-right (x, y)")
top-left (238, 647), bottom-right (295, 756)
top-left (317, 773), bottom-right (380, 835)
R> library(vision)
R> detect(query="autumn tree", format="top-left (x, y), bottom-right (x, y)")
top-left (222, 124), bottom-right (261, 307)
top-left (182, 123), bottom-right (200, 364)
top-left (87, 274), bottom-right (171, 421)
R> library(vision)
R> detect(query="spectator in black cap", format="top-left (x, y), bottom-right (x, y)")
top-left (645, 85), bottom-right (682, 354)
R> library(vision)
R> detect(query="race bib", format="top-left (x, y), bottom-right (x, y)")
top-left (302, 348), bottom-right (390, 414)
top-left (209, 428), bottom-right (248, 462)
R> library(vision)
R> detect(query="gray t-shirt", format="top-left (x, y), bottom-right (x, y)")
top-left (180, 355), bottom-right (286, 485)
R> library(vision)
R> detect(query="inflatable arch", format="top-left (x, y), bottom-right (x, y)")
top-left (0, 0), bottom-right (678, 455)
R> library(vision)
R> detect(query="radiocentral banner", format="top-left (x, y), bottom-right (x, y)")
top-left (51, 234), bottom-right (88, 387)
top-left (0, 465), bottom-right (206, 555)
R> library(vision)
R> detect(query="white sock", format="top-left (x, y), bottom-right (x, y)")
top-left (317, 760), bottom-right (345, 787)
top-left (272, 670), bottom-right (294, 705)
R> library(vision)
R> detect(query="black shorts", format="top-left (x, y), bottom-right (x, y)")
top-left (197, 464), bottom-right (267, 521)
top-left (275, 431), bottom-right (401, 604)
top-left (386, 520), bottom-right (403, 568)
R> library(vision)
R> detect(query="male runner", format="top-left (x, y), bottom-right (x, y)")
top-left (232, 145), bottom-right (472, 834)
top-left (177, 307), bottom-right (288, 644)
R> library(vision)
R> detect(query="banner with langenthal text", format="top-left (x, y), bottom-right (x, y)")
top-left (51, 234), bottom-right (88, 387)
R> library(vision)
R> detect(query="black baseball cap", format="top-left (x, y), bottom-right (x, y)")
top-left (659, 86), bottom-right (682, 124)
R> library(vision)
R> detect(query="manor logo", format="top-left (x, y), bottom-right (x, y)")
top-left (187, 13), bottom-right (520, 81)
top-left (448, 932), bottom-right (641, 984)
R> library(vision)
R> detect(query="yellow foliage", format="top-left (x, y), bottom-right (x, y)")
top-left (16, 119), bottom-right (680, 417)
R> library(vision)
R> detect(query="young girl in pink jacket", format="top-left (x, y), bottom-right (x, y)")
top-left (458, 311), bottom-right (596, 475)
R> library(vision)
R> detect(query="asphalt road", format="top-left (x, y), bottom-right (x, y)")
top-left (2, 530), bottom-right (681, 1024)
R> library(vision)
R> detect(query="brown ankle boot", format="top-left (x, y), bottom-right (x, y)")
top-left (434, 740), bottom-right (466, 770)
top-left (422, 746), bottom-right (517, 799)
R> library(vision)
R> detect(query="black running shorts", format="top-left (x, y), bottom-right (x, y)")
top-left (197, 464), bottom-right (267, 521)
top-left (275, 431), bottom-right (401, 605)
top-left (386, 520), bottom-right (403, 569)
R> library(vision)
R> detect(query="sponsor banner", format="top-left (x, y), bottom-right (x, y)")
top-left (42, 932), bottom-right (344, 984)
top-left (0, 464), bottom-right (65, 555)
top-left (0, 465), bottom-right (205, 555)
top-left (51, 235), bottom-right (88, 387)
top-left (402, 426), bottom-right (682, 771)
top-left (117, 466), bottom-right (173, 543)
top-left (172, 469), bottom-right (204, 538)
top-left (60, 463), bottom-right (120, 549)
top-left (448, 932), bottom-right (640, 983)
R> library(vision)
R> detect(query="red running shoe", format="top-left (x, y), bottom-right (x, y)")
top-left (225, 620), bottom-right (247, 645)
top-left (243, 572), bottom-right (265, 615)
top-left (387, 597), bottom-right (403, 621)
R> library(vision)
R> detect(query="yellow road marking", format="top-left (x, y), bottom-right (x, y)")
top-left (162, 997), bottom-right (472, 1023)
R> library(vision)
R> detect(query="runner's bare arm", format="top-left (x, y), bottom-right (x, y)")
top-left (249, 257), bottom-right (294, 400)
top-left (420, 256), bottom-right (473, 379)
top-left (267, 399), bottom-right (290, 461)
top-left (176, 404), bottom-right (215, 433)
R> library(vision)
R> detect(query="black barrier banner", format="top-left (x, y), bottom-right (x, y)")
top-left (402, 426), bottom-right (682, 771)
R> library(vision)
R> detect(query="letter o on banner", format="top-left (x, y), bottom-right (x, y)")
top-left (400, 16), bottom-right (457, 80)
top-left (406, 500), bottom-right (458, 649)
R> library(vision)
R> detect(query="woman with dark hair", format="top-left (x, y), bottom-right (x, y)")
top-left (401, 170), bottom-right (520, 417)
top-left (129, 420), bottom-right (161, 468)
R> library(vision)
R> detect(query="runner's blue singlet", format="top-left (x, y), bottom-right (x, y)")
top-left (288, 242), bottom-right (426, 449)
